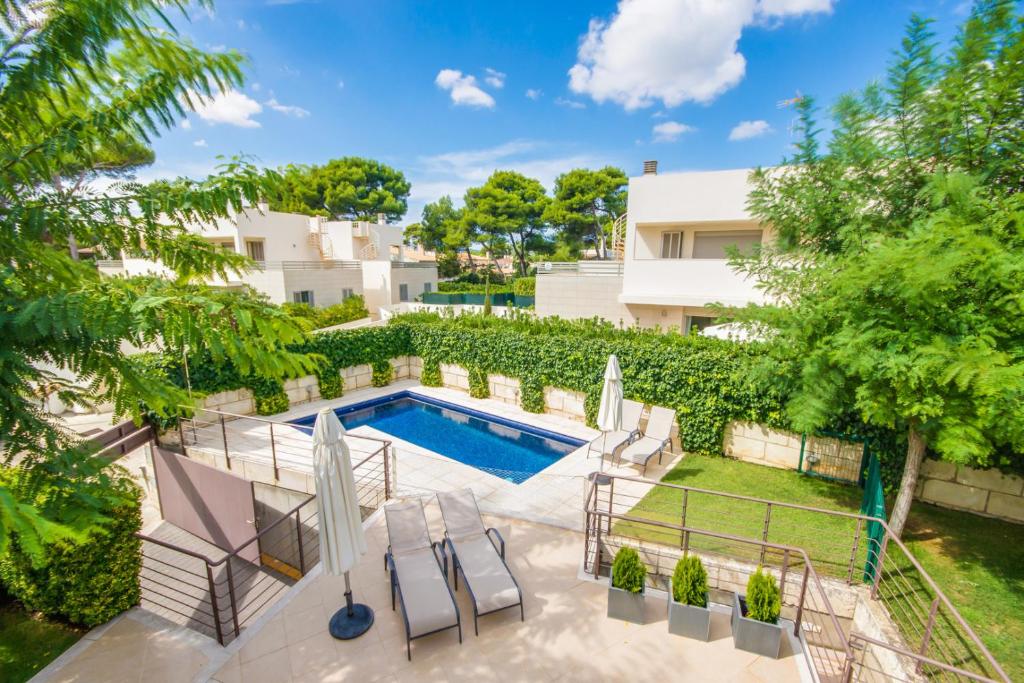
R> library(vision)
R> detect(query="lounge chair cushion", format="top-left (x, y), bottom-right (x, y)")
top-left (593, 429), bottom-right (634, 456)
top-left (392, 547), bottom-right (459, 637)
top-left (452, 534), bottom-right (520, 614)
top-left (619, 435), bottom-right (666, 465)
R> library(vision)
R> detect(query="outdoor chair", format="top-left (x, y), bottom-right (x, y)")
top-left (588, 399), bottom-right (645, 462)
top-left (435, 488), bottom-right (524, 635)
top-left (617, 405), bottom-right (676, 475)
top-left (384, 498), bottom-right (462, 660)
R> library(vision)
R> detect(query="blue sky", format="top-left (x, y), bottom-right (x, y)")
top-left (153, 0), bottom-right (973, 220)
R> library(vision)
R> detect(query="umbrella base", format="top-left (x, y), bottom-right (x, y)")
top-left (329, 601), bottom-right (374, 640)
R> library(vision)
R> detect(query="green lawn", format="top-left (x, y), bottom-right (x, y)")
top-left (0, 593), bottom-right (83, 683)
top-left (618, 455), bottom-right (1024, 680)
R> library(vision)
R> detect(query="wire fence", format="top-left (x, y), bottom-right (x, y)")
top-left (584, 474), bottom-right (1009, 683)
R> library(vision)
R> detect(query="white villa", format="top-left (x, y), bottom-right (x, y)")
top-left (536, 162), bottom-right (768, 332)
top-left (97, 203), bottom-right (438, 316)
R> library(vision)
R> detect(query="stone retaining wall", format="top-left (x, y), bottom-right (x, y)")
top-left (199, 388), bottom-right (255, 415)
top-left (915, 459), bottom-right (1024, 523)
top-left (723, 422), bottom-right (802, 470)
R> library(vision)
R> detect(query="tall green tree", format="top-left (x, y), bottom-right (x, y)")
top-left (736, 1), bottom-right (1024, 537)
top-left (463, 171), bottom-right (550, 276)
top-left (404, 195), bottom-right (473, 276)
top-left (269, 157), bottom-right (411, 221)
top-left (1, 0), bottom-right (317, 557)
top-left (544, 167), bottom-right (627, 259)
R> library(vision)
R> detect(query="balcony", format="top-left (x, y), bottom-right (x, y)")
top-left (620, 258), bottom-right (765, 308)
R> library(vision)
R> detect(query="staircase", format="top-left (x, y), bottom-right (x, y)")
top-left (358, 225), bottom-right (380, 260)
top-left (610, 213), bottom-right (627, 260)
top-left (308, 220), bottom-right (332, 259)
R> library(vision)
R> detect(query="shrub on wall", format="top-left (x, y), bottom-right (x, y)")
top-left (371, 361), bottom-right (394, 387)
top-left (316, 367), bottom-right (344, 400)
top-left (520, 375), bottom-right (545, 413)
top-left (512, 277), bottom-right (535, 296)
top-left (420, 357), bottom-right (442, 387)
top-left (468, 366), bottom-right (489, 399)
top-left (251, 378), bottom-right (290, 415)
top-left (0, 471), bottom-right (142, 627)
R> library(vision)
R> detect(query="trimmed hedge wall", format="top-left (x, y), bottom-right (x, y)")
top-left (0, 474), bottom-right (142, 627)
top-left (163, 314), bottom-right (785, 457)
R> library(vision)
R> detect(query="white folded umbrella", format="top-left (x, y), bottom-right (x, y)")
top-left (595, 355), bottom-right (624, 469)
top-left (313, 408), bottom-right (373, 639)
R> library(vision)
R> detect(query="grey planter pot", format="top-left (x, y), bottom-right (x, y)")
top-left (668, 593), bottom-right (712, 641)
top-left (731, 593), bottom-right (783, 658)
top-left (607, 569), bottom-right (646, 624)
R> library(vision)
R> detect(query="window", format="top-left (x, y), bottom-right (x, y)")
top-left (245, 240), bottom-right (265, 261)
top-left (292, 290), bottom-right (314, 305)
top-left (399, 284), bottom-right (409, 302)
top-left (423, 282), bottom-right (432, 294)
top-left (692, 230), bottom-right (762, 259)
top-left (660, 231), bottom-right (683, 259)
top-left (217, 241), bottom-right (234, 252)
top-left (341, 288), bottom-right (354, 300)
top-left (686, 316), bottom-right (716, 334)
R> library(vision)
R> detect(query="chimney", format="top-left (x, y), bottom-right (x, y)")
top-left (377, 212), bottom-right (387, 225)
top-left (643, 160), bottom-right (658, 175)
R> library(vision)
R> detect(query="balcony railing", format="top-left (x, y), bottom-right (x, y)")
top-left (536, 261), bottom-right (624, 276)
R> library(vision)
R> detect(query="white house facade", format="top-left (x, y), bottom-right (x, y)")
top-left (536, 163), bottom-right (767, 332)
top-left (98, 204), bottom-right (437, 316)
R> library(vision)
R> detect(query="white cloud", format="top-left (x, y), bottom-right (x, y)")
top-left (555, 97), bottom-right (586, 109)
top-left (280, 65), bottom-right (301, 77)
top-left (525, 88), bottom-right (542, 100)
top-left (208, 44), bottom-right (227, 52)
top-left (652, 120), bottom-right (695, 142)
top-left (193, 138), bottom-right (208, 147)
top-left (484, 68), bottom-right (506, 89)
top-left (251, 82), bottom-right (262, 92)
top-left (187, 89), bottom-right (262, 128)
top-left (337, 79), bottom-right (345, 89)
top-left (435, 69), bottom-right (496, 108)
top-left (236, 18), bottom-right (247, 30)
top-left (568, 0), bottom-right (834, 110)
top-left (265, 97), bottom-right (310, 118)
top-left (729, 119), bottom-right (773, 140)
top-left (180, 119), bottom-right (191, 130)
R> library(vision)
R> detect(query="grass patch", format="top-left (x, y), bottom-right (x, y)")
top-left (0, 592), bottom-right (83, 683)
top-left (618, 454), bottom-right (1024, 679)
top-left (902, 505), bottom-right (1024, 681)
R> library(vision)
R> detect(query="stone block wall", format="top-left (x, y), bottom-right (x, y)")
top-left (543, 387), bottom-right (587, 420)
top-left (341, 363), bottom-right (373, 390)
top-left (488, 374), bottom-right (521, 405)
top-left (199, 388), bottom-right (255, 415)
top-left (723, 421), bottom-right (802, 470)
top-left (283, 375), bottom-right (320, 406)
top-left (915, 459), bottom-right (1024, 523)
top-left (439, 363), bottom-right (470, 391)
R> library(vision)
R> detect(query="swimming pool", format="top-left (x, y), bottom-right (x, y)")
top-left (291, 392), bottom-right (585, 484)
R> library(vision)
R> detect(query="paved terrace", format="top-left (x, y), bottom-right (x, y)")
top-left (36, 506), bottom-right (808, 683)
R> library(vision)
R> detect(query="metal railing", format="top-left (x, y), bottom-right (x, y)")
top-left (251, 260), bottom-right (362, 271)
top-left (537, 261), bottom-right (625, 276)
top-left (583, 474), bottom-right (1009, 682)
top-left (168, 407), bottom-right (392, 509)
top-left (138, 494), bottom-right (319, 645)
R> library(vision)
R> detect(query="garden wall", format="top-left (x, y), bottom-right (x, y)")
top-left (914, 460), bottom-right (1024, 523)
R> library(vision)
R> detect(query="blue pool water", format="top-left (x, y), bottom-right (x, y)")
top-left (291, 392), bottom-right (584, 484)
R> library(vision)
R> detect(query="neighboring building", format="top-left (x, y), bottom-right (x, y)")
top-left (535, 162), bottom-right (768, 332)
top-left (97, 203), bottom-right (437, 316)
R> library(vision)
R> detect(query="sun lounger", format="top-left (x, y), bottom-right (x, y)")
top-left (384, 499), bottom-right (461, 660)
top-left (588, 399), bottom-right (645, 460)
top-left (618, 405), bottom-right (676, 475)
top-left (435, 489), bottom-right (524, 635)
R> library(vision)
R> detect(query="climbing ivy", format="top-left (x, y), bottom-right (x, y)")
top-left (468, 366), bottom-right (489, 399)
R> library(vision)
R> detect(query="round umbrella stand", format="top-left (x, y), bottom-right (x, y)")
top-left (329, 573), bottom-right (374, 639)
top-left (587, 471), bottom-right (612, 487)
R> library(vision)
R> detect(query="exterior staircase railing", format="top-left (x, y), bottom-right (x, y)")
top-left (610, 212), bottom-right (627, 260)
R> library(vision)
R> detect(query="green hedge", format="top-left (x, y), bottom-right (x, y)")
top-left (513, 277), bottom-right (535, 296)
top-left (0, 473), bottom-right (142, 627)
top-left (437, 282), bottom-right (514, 294)
top-left (158, 313), bottom-right (785, 456)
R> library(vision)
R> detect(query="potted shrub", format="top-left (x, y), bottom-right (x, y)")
top-left (668, 555), bottom-right (711, 640)
top-left (607, 547), bottom-right (647, 624)
top-left (731, 566), bottom-right (784, 658)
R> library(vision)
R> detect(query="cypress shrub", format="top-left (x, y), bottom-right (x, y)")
top-left (672, 555), bottom-right (708, 607)
top-left (745, 567), bottom-right (781, 624)
top-left (468, 366), bottom-right (489, 399)
top-left (610, 547), bottom-right (646, 593)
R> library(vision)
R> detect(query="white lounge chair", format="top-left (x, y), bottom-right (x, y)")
top-left (618, 405), bottom-right (676, 475)
top-left (588, 399), bottom-right (645, 461)
top-left (436, 489), bottom-right (524, 635)
top-left (384, 499), bottom-right (462, 660)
